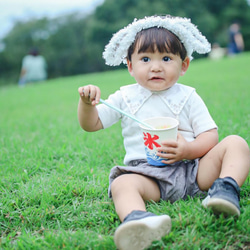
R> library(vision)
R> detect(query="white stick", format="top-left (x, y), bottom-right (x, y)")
top-left (99, 98), bottom-right (154, 129)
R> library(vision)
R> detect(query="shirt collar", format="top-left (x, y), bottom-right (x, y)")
top-left (120, 83), bottom-right (195, 115)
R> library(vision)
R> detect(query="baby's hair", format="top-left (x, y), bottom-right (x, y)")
top-left (127, 27), bottom-right (187, 62)
top-left (103, 15), bottom-right (211, 66)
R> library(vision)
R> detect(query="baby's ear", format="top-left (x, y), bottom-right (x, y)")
top-left (127, 59), bottom-right (134, 76)
top-left (180, 57), bottom-right (190, 76)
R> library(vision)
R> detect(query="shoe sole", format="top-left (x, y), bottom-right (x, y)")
top-left (207, 198), bottom-right (240, 216)
top-left (114, 215), bottom-right (171, 250)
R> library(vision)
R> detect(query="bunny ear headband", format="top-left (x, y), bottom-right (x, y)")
top-left (103, 15), bottom-right (211, 66)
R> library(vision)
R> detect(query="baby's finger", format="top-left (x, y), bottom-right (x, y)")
top-left (161, 158), bottom-right (176, 165)
top-left (160, 139), bottom-right (178, 147)
top-left (157, 146), bottom-right (176, 154)
top-left (157, 151), bottom-right (171, 159)
top-left (93, 89), bottom-right (101, 104)
top-left (88, 85), bottom-right (97, 100)
top-left (82, 85), bottom-right (92, 97)
top-left (78, 87), bottom-right (85, 96)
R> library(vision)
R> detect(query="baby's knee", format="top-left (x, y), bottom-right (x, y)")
top-left (111, 174), bottom-right (145, 197)
top-left (110, 174), bottom-right (129, 196)
top-left (223, 135), bottom-right (249, 148)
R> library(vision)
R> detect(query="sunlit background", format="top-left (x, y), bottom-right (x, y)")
top-left (0, 0), bottom-right (249, 86)
top-left (0, 0), bottom-right (105, 39)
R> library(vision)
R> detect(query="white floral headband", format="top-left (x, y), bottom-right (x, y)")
top-left (103, 15), bottom-right (211, 66)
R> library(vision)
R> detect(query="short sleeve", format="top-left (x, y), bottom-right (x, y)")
top-left (187, 91), bottom-right (217, 137)
top-left (97, 90), bottom-right (122, 129)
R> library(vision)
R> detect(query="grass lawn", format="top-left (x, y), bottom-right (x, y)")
top-left (0, 52), bottom-right (249, 249)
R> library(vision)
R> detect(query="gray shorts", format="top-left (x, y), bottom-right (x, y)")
top-left (108, 159), bottom-right (206, 203)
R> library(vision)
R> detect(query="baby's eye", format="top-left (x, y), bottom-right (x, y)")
top-left (163, 56), bottom-right (171, 62)
top-left (142, 57), bottom-right (150, 62)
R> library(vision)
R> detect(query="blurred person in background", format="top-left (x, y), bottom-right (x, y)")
top-left (228, 22), bottom-right (244, 56)
top-left (209, 43), bottom-right (226, 60)
top-left (18, 48), bottom-right (47, 86)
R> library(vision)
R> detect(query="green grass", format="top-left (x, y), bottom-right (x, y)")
top-left (0, 53), bottom-right (250, 249)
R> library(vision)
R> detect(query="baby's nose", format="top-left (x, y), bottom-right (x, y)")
top-left (151, 62), bottom-right (162, 72)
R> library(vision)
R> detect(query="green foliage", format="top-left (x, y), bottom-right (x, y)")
top-left (1, 0), bottom-right (250, 86)
top-left (0, 53), bottom-right (250, 249)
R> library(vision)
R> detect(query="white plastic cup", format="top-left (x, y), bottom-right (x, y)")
top-left (139, 117), bottom-right (179, 166)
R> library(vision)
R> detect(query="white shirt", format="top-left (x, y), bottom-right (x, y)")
top-left (97, 83), bottom-right (217, 165)
top-left (22, 55), bottom-right (47, 81)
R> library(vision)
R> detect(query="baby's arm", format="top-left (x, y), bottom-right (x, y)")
top-left (157, 129), bottom-right (218, 164)
top-left (77, 85), bottom-right (103, 132)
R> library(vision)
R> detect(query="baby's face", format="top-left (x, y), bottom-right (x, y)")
top-left (127, 48), bottom-right (189, 92)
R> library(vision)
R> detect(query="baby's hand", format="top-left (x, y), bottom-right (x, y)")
top-left (78, 85), bottom-right (101, 105)
top-left (156, 133), bottom-right (188, 164)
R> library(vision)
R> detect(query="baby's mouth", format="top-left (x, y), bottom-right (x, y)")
top-left (150, 77), bottom-right (164, 81)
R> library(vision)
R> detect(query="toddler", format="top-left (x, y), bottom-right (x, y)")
top-left (77, 15), bottom-right (250, 250)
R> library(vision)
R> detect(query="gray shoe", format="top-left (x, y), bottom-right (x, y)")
top-left (202, 177), bottom-right (240, 216)
top-left (114, 210), bottom-right (171, 250)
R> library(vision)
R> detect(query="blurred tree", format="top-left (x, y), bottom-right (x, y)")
top-left (0, 0), bottom-right (249, 86)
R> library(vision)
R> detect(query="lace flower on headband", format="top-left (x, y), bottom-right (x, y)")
top-left (103, 15), bottom-right (211, 66)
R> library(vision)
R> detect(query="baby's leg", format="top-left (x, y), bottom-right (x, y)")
top-left (111, 174), bottom-right (171, 250)
top-left (197, 135), bottom-right (250, 216)
top-left (110, 173), bottom-right (160, 221)
top-left (197, 135), bottom-right (249, 189)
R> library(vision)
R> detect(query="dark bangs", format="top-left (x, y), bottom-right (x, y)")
top-left (127, 27), bottom-right (187, 61)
